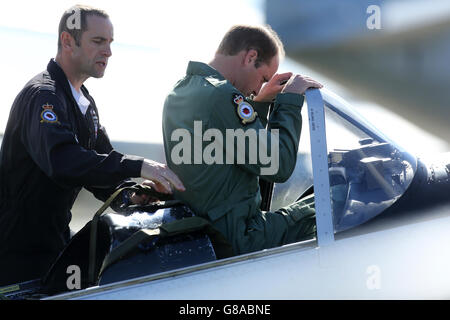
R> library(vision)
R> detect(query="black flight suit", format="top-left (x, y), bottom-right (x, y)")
top-left (0, 59), bottom-right (143, 286)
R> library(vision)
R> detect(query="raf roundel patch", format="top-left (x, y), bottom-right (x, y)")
top-left (232, 94), bottom-right (257, 125)
top-left (40, 103), bottom-right (60, 124)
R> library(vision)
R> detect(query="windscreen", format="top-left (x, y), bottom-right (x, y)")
top-left (271, 89), bottom-right (417, 232)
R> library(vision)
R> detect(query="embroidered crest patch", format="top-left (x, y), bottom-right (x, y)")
top-left (232, 94), bottom-right (257, 125)
top-left (40, 103), bottom-right (60, 124)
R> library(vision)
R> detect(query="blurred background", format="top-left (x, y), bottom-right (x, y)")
top-left (0, 0), bottom-right (449, 231)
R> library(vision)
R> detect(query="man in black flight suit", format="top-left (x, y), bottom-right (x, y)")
top-left (0, 5), bottom-right (185, 286)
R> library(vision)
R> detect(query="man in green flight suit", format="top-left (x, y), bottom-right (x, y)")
top-left (162, 25), bottom-right (323, 255)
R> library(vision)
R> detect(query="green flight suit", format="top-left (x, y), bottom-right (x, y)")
top-left (162, 61), bottom-right (316, 255)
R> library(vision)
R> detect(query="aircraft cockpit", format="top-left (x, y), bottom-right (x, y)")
top-left (272, 89), bottom-right (417, 232)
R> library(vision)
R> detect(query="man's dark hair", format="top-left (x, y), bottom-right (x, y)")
top-left (57, 5), bottom-right (109, 52)
top-left (216, 25), bottom-right (285, 67)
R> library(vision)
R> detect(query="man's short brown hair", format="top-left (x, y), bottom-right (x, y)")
top-left (216, 25), bottom-right (285, 67)
top-left (57, 5), bottom-right (109, 51)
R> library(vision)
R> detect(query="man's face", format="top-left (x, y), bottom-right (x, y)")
top-left (235, 52), bottom-right (279, 97)
top-left (72, 15), bottom-right (114, 79)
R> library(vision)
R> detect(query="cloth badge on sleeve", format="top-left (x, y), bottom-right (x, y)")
top-left (232, 94), bottom-right (257, 125)
top-left (40, 103), bottom-right (60, 124)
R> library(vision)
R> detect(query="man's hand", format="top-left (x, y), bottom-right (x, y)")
top-left (253, 72), bottom-right (293, 102)
top-left (140, 159), bottom-right (185, 194)
top-left (129, 180), bottom-right (167, 205)
top-left (130, 160), bottom-right (185, 205)
top-left (282, 74), bottom-right (323, 95)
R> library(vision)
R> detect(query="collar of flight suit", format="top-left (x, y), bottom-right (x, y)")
top-left (186, 61), bottom-right (226, 80)
top-left (47, 59), bottom-right (76, 100)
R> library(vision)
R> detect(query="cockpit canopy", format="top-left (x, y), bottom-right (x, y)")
top-left (271, 89), bottom-right (417, 232)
